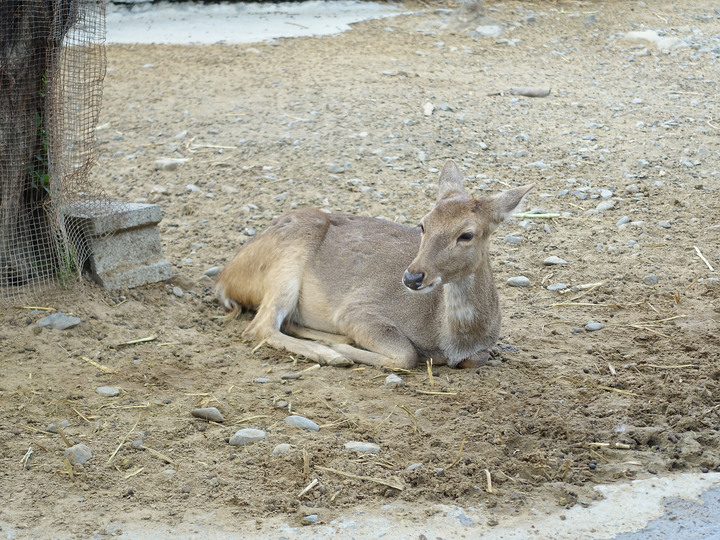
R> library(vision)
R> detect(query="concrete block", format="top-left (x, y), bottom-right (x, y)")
top-left (64, 201), bottom-right (172, 290)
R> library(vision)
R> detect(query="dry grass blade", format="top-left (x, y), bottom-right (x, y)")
top-left (20, 446), bottom-right (33, 467)
top-left (446, 438), bottom-right (466, 470)
top-left (18, 305), bottom-right (55, 311)
top-left (416, 390), bottom-right (458, 396)
top-left (552, 376), bottom-right (637, 396)
top-left (108, 419), bottom-right (139, 464)
top-left (138, 445), bottom-right (177, 466)
top-left (56, 427), bottom-right (72, 448)
top-left (398, 404), bottom-right (420, 433)
top-left (588, 442), bottom-right (631, 450)
top-left (485, 469), bottom-right (493, 493)
top-left (115, 336), bottom-right (157, 348)
top-left (80, 356), bottom-right (115, 374)
top-left (427, 358), bottom-right (434, 387)
top-left (316, 466), bottom-right (404, 491)
top-left (635, 363), bottom-right (697, 370)
top-left (694, 246), bottom-right (714, 271)
top-left (125, 467), bottom-right (145, 479)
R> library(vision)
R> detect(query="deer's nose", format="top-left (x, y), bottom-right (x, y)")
top-left (403, 270), bottom-right (425, 290)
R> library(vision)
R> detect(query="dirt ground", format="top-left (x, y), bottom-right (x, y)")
top-left (2, 0), bottom-right (720, 537)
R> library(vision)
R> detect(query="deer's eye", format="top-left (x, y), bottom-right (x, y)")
top-left (457, 232), bottom-right (474, 242)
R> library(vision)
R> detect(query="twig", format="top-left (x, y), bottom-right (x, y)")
top-left (251, 338), bottom-right (268, 354)
top-left (694, 246), bottom-right (714, 271)
top-left (416, 390), bottom-right (458, 396)
top-left (427, 359), bottom-right (434, 387)
top-left (298, 478), bottom-right (319, 498)
top-left (316, 466), bottom-right (404, 491)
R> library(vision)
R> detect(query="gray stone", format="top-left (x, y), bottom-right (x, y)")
top-left (385, 374), bottom-right (404, 387)
top-left (285, 415), bottom-right (319, 431)
top-left (474, 25), bottom-right (503, 37)
top-left (593, 200), bottom-right (616, 213)
top-left (172, 286), bottom-right (184, 298)
top-left (642, 274), bottom-right (659, 286)
top-left (97, 386), bottom-right (120, 397)
top-left (154, 158), bottom-right (189, 171)
top-left (272, 443), bottom-right (293, 455)
top-left (504, 235), bottom-right (523, 244)
top-left (585, 321), bottom-right (605, 332)
top-left (301, 514), bottom-right (319, 525)
top-left (204, 266), bottom-right (221, 277)
top-left (345, 441), bottom-right (381, 454)
top-left (546, 283), bottom-right (567, 292)
top-left (253, 377), bottom-right (270, 384)
top-left (229, 428), bottom-right (266, 446)
top-left (191, 407), bottom-right (225, 422)
top-left (658, 221), bottom-right (672, 229)
top-left (36, 312), bottom-right (82, 330)
top-left (65, 444), bottom-right (92, 466)
top-left (543, 256), bottom-right (568, 266)
top-left (616, 216), bottom-right (631, 227)
top-left (507, 276), bottom-right (531, 287)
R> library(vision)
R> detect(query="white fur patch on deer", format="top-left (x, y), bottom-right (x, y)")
top-left (216, 160), bottom-right (532, 369)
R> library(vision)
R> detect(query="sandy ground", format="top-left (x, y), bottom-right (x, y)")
top-left (2, 1), bottom-right (720, 537)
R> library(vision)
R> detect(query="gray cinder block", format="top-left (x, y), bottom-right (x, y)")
top-left (65, 201), bottom-right (172, 290)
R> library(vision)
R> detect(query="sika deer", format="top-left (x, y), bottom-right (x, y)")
top-left (217, 160), bottom-right (532, 369)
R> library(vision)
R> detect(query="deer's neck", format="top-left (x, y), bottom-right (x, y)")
top-left (439, 262), bottom-right (499, 362)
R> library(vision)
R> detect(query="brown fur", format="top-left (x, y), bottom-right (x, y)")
top-left (217, 160), bottom-right (532, 369)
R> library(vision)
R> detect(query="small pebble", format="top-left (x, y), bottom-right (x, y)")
top-left (281, 373), bottom-right (302, 380)
top-left (507, 276), bottom-right (531, 287)
top-left (276, 400), bottom-right (289, 409)
top-left (658, 221), bottom-right (671, 229)
top-left (543, 256), bottom-right (567, 266)
top-left (172, 286), bottom-right (184, 298)
top-left (253, 377), bottom-right (270, 384)
top-left (642, 274), bottom-right (659, 286)
top-left (272, 443), bottom-right (293, 455)
top-left (345, 441), bottom-right (381, 454)
top-left (191, 407), bottom-right (225, 423)
top-left (546, 283), bottom-right (567, 292)
top-left (65, 444), bottom-right (92, 466)
top-left (503, 235), bottom-right (523, 244)
top-left (204, 266), bottom-right (221, 277)
top-left (97, 386), bottom-right (120, 397)
top-left (585, 321), bottom-right (604, 332)
top-left (301, 514), bottom-right (319, 526)
top-left (229, 428), bottom-right (266, 446)
top-left (385, 374), bottom-right (404, 387)
top-left (616, 216), bottom-right (630, 227)
top-left (285, 415), bottom-right (319, 431)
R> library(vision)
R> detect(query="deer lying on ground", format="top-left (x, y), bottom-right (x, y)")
top-left (216, 160), bottom-right (532, 369)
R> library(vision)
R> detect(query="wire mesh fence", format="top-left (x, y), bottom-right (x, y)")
top-left (1, 0), bottom-right (113, 302)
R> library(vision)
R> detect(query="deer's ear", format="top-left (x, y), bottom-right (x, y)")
top-left (488, 184), bottom-right (534, 223)
top-left (437, 160), bottom-right (466, 201)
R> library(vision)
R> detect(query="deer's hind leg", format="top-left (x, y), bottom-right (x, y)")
top-left (243, 278), bottom-right (353, 366)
